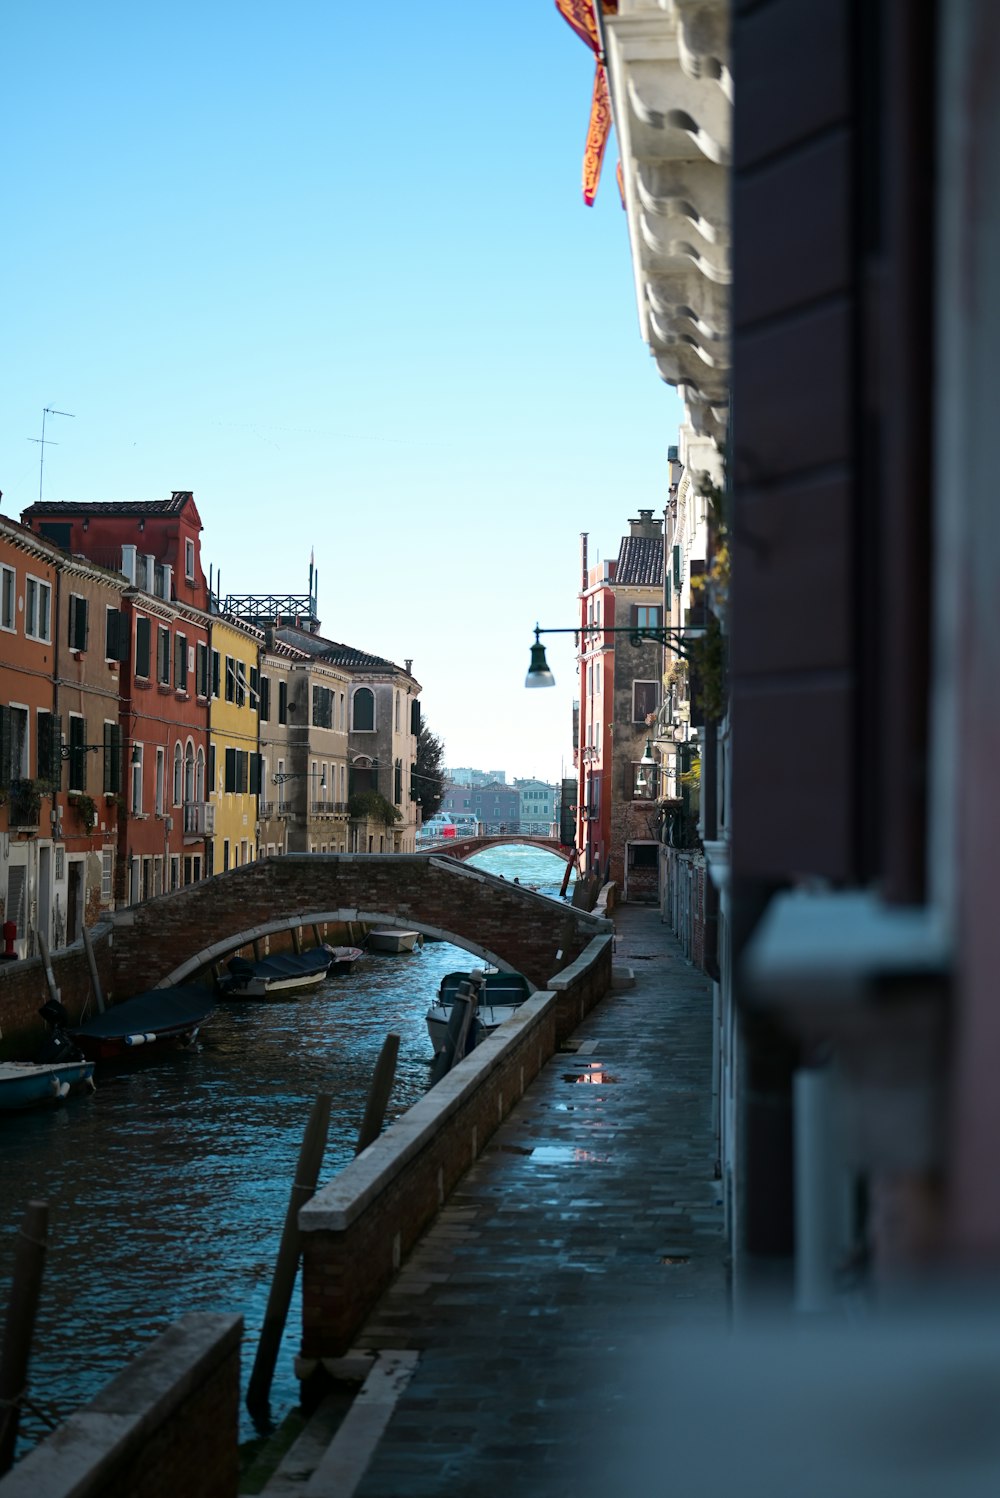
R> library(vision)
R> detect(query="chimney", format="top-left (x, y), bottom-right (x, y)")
top-left (629, 509), bottom-right (663, 539)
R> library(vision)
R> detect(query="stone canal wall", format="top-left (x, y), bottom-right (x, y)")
top-left (0, 924), bottom-right (114, 1061)
top-left (298, 933), bottom-right (614, 1363)
top-left (0, 1313), bottom-right (241, 1498)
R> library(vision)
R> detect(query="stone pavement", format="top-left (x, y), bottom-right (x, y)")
top-left (257, 902), bottom-right (729, 1497)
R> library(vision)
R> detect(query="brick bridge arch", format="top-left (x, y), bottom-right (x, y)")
top-left (107, 853), bottom-right (610, 997)
top-left (421, 835), bottom-right (574, 863)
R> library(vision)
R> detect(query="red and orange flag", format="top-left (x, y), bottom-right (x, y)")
top-left (555, 0), bottom-right (619, 206)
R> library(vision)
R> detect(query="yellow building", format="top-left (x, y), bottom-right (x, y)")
top-left (208, 616), bottom-right (261, 873)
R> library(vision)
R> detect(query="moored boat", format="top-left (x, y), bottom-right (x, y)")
top-left (425, 968), bottom-right (531, 1051)
top-left (217, 945), bottom-right (334, 999)
top-left (0, 1058), bottom-right (96, 1111)
top-left (69, 986), bottom-right (215, 1061)
top-left (327, 945), bottom-right (364, 975)
top-left (367, 929), bottom-right (421, 954)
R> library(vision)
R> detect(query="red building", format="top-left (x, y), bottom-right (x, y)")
top-left (21, 495), bottom-right (213, 901)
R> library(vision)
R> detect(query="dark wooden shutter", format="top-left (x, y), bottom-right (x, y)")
top-left (135, 616), bottom-right (150, 677)
top-left (68, 595), bottom-right (88, 651)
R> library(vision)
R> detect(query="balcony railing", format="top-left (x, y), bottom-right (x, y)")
top-left (183, 801), bottom-right (216, 836)
top-left (310, 799), bottom-right (349, 816)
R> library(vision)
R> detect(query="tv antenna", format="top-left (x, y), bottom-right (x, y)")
top-left (28, 406), bottom-right (75, 502)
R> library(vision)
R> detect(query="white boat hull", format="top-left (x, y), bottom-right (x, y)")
top-left (237, 968), bottom-right (331, 998)
top-left (426, 1004), bottom-right (522, 1052)
top-left (367, 930), bottom-right (420, 954)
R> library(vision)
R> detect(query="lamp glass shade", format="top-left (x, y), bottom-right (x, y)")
top-left (640, 737), bottom-right (656, 765)
top-left (525, 638), bottom-right (555, 689)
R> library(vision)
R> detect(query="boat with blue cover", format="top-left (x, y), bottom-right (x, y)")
top-left (217, 945), bottom-right (335, 999)
top-left (69, 986), bottom-right (215, 1061)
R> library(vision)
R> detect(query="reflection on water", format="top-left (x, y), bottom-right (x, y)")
top-left (0, 843), bottom-right (572, 1454)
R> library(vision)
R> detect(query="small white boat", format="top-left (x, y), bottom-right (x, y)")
top-left (367, 929), bottom-right (421, 954)
top-left (0, 1058), bottom-right (96, 1111)
top-left (425, 969), bottom-right (531, 1051)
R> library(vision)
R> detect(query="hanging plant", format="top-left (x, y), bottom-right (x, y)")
top-left (348, 790), bottom-right (401, 825)
top-left (70, 792), bottom-right (98, 833)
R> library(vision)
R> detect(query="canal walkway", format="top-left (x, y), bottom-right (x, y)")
top-left (250, 901), bottom-right (730, 1497)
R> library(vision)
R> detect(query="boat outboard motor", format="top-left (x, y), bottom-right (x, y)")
top-left (36, 998), bottom-right (85, 1063)
top-left (224, 956), bottom-right (257, 992)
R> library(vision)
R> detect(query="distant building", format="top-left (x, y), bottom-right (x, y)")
top-left (515, 778), bottom-right (557, 835)
top-left (445, 766), bottom-right (506, 788)
top-left (465, 780), bottom-right (519, 834)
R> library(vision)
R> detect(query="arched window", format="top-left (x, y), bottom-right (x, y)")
top-left (352, 687), bottom-right (375, 731)
top-left (196, 746), bottom-right (205, 801)
top-left (184, 740), bottom-right (195, 804)
top-left (173, 743), bottom-right (183, 807)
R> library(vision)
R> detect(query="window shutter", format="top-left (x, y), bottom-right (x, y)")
top-left (135, 616), bottom-right (150, 677)
top-left (673, 544), bottom-right (682, 590)
top-left (104, 721), bottom-right (123, 793)
top-left (212, 650), bottom-right (221, 698)
top-left (224, 747), bottom-right (236, 792)
top-left (248, 754), bottom-right (261, 795)
top-left (69, 595), bottom-right (89, 651)
top-left (411, 699), bottom-right (421, 735)
top-left (259, 675), bottom-right (270, 722)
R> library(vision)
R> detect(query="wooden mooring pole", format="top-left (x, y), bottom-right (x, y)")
top-left (0, 1201), bottom-right (49, 1475)
top-left (246, 1093), bottom-right (332, 1421)
top-left (356, 1034), bottom-right (400, 1155)
top-left (81, 925), bottom-right (106, 1014)
top-left (36, 934), bottom-right (59, 1007)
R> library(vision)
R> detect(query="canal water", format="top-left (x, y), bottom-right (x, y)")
top-left (0, 844), bottom-right (571, 1454)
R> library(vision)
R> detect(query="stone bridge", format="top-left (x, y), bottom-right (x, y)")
top-left (419, 834), bottom-right (574, 863)
top-left (108, 853), bottom-right (611, 998)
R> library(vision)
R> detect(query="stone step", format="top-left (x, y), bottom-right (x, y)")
top-left (611, 964), bottom-right (636, 989)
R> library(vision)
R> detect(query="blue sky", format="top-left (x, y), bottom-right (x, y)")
top-left (2, 1), bottom-right (682, 782)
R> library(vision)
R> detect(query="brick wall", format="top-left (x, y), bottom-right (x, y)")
top-left (0, 1313), bottom-right (241, 1498)
top-left (0, 924), bottom-right (114, 1060)
top-left (299, 935), bottom-right (613, 1362)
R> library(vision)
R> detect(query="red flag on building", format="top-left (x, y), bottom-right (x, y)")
top-left (555, 0), bottom-right (619, 206)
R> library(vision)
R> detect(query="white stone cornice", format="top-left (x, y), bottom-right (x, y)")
top-left (605, 0), bottom-right (731, 455)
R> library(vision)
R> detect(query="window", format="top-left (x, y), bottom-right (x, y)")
top-left (184, 742), bottom-right (195, 803)
top-left (103, 722), bottom-right (122, 793)
top-left (395, 692), bottom-right (400, 732)
top-left (25, 575), bottom-right (52, 642)
top-left (632, 680), bottom-right (660, 722)
top-left (208, 743), bottom-right (216, 796)
top-left (155, 747), bottom-right (165, 816)
top-left (196, 642), bottom-right (210, 698)
top-left (185, 537), bottom-right (195, 581)
top-left (224, 747), bottom-right (249, 793)
top-left (394, 759), bottom-right (403, 805)
top-left (313, 685), bottom-right (334, 728)
top-left (134, 615), bottom-right (151, 677)
top-left (632, 605), bottom-right (663, 636)
top-left (211, 649), bottom-right (221, 698)
top-left (173, 743), bottom-right (183, 806)
top-left (67, 714), bottom-right (87, 791)
top-left (196, 747), bottom-right (205, 800)
top-left (68, 594), bottom-right (88, 652)
top-left (278, 680), bottom-right (288, 725)
top-left (259, 674), bottom-right (271, 722)
top-left (225, 656), bottom-right (235, 703)
top-left (352, 687), bottom-right (375, 731)
top-left (175, 634), bottom-right (188, 690)
top-left (101, 848), bottom-right (113, 901)
top-left (106, 607), bottom-right (128, 662)
top-left (1, 565), bottom-right (14, 632)
top-left (36, 711), bottom-right (61, 787)
top-left (157, 626), bottom-right (171, 685)
top-left (339, 692), bottom-right (345, 730)
top-left (410, 698), bottom-right (421, 735)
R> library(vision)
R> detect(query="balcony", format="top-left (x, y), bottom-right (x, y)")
top-left (183, 801), bottom-right (216, 836)
top-left (310, 799), bottom-right (349, 817)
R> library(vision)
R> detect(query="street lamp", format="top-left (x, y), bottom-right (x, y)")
top-left (272, 769), bottom-right (327, 788)
top-left (60, 742), bottom-right (104, 760)
top-left (525, 621), bottom-right (700, 688)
